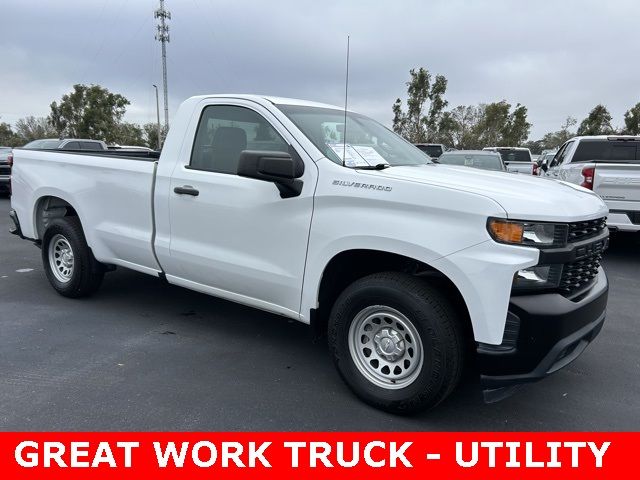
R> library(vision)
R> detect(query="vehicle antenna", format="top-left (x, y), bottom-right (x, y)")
top-left (342, 35), bottom-right (350, 167)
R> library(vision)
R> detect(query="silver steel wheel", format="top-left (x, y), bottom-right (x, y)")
top-left (348, 305), bottom-right (424, 390)
top-left (48, 234), bottom-right (74, 283)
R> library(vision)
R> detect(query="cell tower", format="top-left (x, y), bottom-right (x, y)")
top-left (154, 0), bottom-right (171, 130)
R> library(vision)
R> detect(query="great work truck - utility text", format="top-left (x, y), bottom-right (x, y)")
top-left (13, 440), bottom-right (610, 469)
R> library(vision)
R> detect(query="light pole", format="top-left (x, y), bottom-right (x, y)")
top-left (153, 84), bottom-right (162, 149)
top-left (154, 0), bottom-right (171, 130)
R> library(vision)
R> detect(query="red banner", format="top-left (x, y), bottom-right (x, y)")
top-left (0, 432), bottom-right (633, 479)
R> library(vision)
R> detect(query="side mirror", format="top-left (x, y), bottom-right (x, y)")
top-left (237, 150), bottom-right (304, 198)
top-left (541, 163), bottom-right (548, 172)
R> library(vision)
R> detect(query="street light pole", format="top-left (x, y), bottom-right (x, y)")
top-left (152, 84), bottom-right (162, 149)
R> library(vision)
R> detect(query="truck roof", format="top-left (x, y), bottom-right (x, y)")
top-left (569, 135), bottom-right (640, 141)
top-left (187, 94), bottom-right (346, 111)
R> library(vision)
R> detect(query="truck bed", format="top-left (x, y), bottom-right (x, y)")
top-left (10, 148), bottom-right (161, 274)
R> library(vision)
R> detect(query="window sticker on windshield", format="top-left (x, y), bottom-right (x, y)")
top-left (328, 143), bottom-right (369, 167)
top-left (351, 145), bottom-right (389, 165)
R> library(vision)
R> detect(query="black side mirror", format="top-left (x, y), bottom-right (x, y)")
top-left (237, 150), bottom-right (304, 198)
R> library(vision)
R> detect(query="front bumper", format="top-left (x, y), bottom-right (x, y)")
top-left (478, 267), bottom-right (608, 390)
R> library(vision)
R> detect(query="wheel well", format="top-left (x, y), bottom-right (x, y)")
top-left (35, 196), bottom-right (79, 240)
top-left (313, 249), bottom-right (474, 344)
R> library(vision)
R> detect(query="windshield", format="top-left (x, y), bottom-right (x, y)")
top-left (277, 105), bottom-right (431, 167)
top-left (497, 149), bottom-right (531, 163)
top-left (439, 153), bottom-right (504, 171)
top-left (24, 139), bottom-right (63, 149)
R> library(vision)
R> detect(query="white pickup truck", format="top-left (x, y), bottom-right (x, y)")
top-left (483, 147), bottom-right (536, 175)
top-left (10, 95), bottom-right (609, 413)
top-left (543, 135), bottom-right (640, 232)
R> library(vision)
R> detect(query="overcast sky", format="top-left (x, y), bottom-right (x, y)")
top-left (2, 0), bottom-right (639, 139)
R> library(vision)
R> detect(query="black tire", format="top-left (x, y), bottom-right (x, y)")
top-left (328, 272), bottom-right (464, 414)
top-left (41, 216), bottom-right (105, 298)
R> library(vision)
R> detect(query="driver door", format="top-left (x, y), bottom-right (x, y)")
top-left (163, 100), bottom-right (317, 318)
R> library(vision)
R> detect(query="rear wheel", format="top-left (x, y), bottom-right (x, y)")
top-left (42, 217), bottom-right (104, 297)
top-left (328, 272), bottom-right (464, 414)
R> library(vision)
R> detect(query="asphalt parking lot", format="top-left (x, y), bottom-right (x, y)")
top-left (1, 196), bottom-right (638, 431)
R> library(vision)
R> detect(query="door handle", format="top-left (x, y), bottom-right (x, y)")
top-left (174, 185), bottom-right (199, 196)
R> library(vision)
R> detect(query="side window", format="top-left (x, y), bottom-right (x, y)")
top-left (552, 141), bottom-right (573, 167)
top-left (64, 141), bottom-right (81, 150)
top-left (190, 105), bottom-right (289, 174)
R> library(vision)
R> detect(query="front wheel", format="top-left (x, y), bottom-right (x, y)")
top-left (41, 217), bottom-right (104, 298)
top-left (328, 272), bottom-right (464, 414)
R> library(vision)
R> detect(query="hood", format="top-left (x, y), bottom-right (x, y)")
top-left (368, 164), bottom-right (608, 222)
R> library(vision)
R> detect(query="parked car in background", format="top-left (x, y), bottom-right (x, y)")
top-left (0, 147), bottom-right (12, 195)
top-left (24, 138), bottom-right (108, 151)
top-left (536, 150), bottom-right (558, 175)
top-left (543, 135), bottom-right (640, 232)
top-left (10, 94), bottom-right (609, 413)
top-left (483, 147), bottom-right (535, 174)
top-left (414, 143), bottom-right (447, 157)
top-left (438, 150), bottom-right (506, 171)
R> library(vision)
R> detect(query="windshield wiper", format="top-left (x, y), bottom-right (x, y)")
top-left (355, 163), bottom-right (391, 170)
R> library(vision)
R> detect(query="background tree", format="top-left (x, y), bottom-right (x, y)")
top-left (0, 122), bottom-right (23, 147)
top-left (392, 68), bottom-right (448, 143)
top-left (14, 116), bottom-right (57, 142)
top-left (450, 105), bottom-right (484, 149)
top-left (501, 103), bottom-right (531, 146)
top-left (142, 123), bottom-right (168, 150)
top-left (538, 116), bottom-right (577, 150)
top-left (49, 84), bottom-right (130, 143)
top-left (474, 101), bottom-right (509, 146)
top-left (623, 103), bottom-right (640, 135)
top-left (577, 104), bottom-right (613, 136)
top-left (432, 104), bottom-right (483, 149)
top-left (114, 122), bottom-right (145, 146)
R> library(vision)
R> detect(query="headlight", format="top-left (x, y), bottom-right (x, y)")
top-left (512, 264), bottom-right (563, 290)
top-left (487, 218), bottom-right (568, 247)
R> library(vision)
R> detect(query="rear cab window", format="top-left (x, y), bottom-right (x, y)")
top-left (416, 145), bottom-right (443, 157)
top-left (571, 139), bottom-right (639, 163)
top-left (81, 141), bottom-right (104, 151)
top-left (497, 149), bottom-right (531, 163)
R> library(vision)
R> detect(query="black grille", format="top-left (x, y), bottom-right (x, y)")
top-left (567, 217), bottom-right (607, 243)
top-left (559, 252), bottom-right (603, 294)
top-left (0, 164), bottom-right (10, 175)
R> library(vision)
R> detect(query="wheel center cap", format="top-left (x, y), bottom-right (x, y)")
top-left (374, 327), bottom-right (405, 361)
